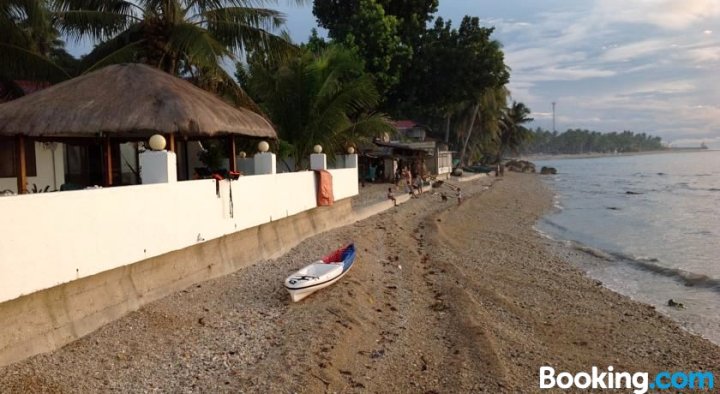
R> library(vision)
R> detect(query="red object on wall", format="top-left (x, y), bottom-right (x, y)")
top-left (315, 170), bottom-right (334, 206)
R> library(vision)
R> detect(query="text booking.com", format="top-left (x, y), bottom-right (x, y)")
top-left (540, 366), bottom-right (714, 394)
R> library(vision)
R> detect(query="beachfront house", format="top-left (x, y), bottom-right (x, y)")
top-left (358, 120), bottom-right (453, 183)
top-left (0, 63), bottom-right (360, 367)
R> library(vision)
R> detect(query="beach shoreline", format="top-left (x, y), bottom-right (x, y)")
top-left (1, 173), bottom-right (718, 392)
top-left (518, 148), bottom-right (716, 161)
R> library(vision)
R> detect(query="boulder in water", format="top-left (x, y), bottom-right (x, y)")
top-left (667, 299), bottom-right (685, 309)
top-left (540, 166), bottom-right (557, 175)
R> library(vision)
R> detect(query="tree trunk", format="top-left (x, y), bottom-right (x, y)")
top-left (458, 103), bottom-right (480, 167)
top-left (443, 113), bottom-right (451, 144)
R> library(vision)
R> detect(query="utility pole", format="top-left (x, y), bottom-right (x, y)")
top-left (552, 102), bottom-right (556, 132)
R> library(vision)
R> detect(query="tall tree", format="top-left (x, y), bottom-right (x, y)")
top-left (313, 0), bottom-right (437, 46)
top-left (244, 45), bottom-right (394, 168)
top-left (0, 0), bottom-right (73, 90)
top-left (54, 0), bottom-right (296, 108)
top-left (497, 101), bottom-right (533, 162)
top-left (446, 17), bottom-right (509, 165)
top-left (313, 0), bottom-right (434, 96)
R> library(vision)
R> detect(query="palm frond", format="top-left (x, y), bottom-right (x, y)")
top-left (54, 9), bottom-right (138, 42)
top-left (82, 39), bottom-right (146, 73)
top-left (167, 22), bottom-right (233, 67)
top-left (0, 43), bottom-right (71, 82)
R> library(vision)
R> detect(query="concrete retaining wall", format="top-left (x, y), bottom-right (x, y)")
top-left (0, 198), bottom-right (356, 368)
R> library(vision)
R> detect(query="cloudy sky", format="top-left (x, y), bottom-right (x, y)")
top-left (68, 1), bottom-right (720, 147)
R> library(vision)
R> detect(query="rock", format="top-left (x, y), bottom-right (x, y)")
top-left (451, 168), bottom-right (463, 176)
top-left (540, 166), bottom-right (557, 175)
top-left (505, 160), bottom-right (536, 173)
top-left (667, 299), bottom-right (685, 309)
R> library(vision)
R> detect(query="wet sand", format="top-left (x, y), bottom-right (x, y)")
top-left (1, 173), bottom-right (718, 392)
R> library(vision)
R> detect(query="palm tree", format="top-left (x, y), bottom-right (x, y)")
top-left (53, 0), bottom-right (299, 108)
top-left (497, 100), bottom-right (533, 162)
top-left (1, 0), bottom-right (73, 95)
top-left (456, 85), bottom-right (509, 166)
top-left (245, 45), bottom-right (394, 169)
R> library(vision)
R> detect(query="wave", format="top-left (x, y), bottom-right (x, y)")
top-left (626, 259), bottom-right (720, 290)
top-left (565, 241), bottom-right (720, 291)
top-left (539, 218), bottom-right (569, 234)
top-left (570, 242), bottom-right (616, 261)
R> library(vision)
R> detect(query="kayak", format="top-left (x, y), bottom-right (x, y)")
top-left (284, 243), bottom-right (356, 302)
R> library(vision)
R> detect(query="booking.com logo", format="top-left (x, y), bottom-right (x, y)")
top-left (540, 366), bottom-right (714, 394)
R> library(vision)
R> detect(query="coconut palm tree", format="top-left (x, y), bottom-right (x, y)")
top-left (245, 45), bottom-right (394, 169)
top-left (0, 0), bottom-right (73, 94)
top-left (53, 0), bottom-right (299, 108)
top-left (456, 84), bottom-right (509, 165)
top-left (496, 100), bottom-right (533, 162)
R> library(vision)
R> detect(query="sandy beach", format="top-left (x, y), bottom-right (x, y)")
top-left (1, 173), bottom-right (718, 392)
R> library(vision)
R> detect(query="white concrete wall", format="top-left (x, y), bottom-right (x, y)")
top-left (329, 168), bottom-right (359, 201)
top-left (0, 142), bottom-right (65, 193)
top-left (0, 167), bottom-right (357, 303)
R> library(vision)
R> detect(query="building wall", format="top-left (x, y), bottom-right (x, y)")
top-left (0, 142), bottom-right (65, 193)
top-left (0, 168), bottom-right (356, 304)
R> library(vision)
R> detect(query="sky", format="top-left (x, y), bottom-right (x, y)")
top-left (67, 1), bottom-right (720, 147)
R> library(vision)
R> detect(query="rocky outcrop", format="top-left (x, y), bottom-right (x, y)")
top-left (505, 160), bottom-right (536, 173)
top-left (540, 166), bottom-right (557, 175)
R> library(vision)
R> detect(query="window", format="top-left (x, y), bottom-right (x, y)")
top-left (0, 138), bottom-right (37, 178)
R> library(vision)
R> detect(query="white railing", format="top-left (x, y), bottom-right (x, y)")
top-left (0, 168), bottom-right (357, 303)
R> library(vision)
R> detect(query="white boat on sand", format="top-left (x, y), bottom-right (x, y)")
top-left (284, 243), bottom-right (356, 302)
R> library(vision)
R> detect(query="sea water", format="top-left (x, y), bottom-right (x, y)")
top-left (535, 151), bottom-right (720, 344)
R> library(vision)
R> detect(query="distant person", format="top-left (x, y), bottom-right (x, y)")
top-left (387, 188), bottom-right (397, 206)
top-left (456, 188), bottom-right (463, 205)
top-left (414, 176), bottom-right (424, 195)
top-left (440, 192), bottom-right (448, 202)
top-left (368, 163), bottom-right (377, 182)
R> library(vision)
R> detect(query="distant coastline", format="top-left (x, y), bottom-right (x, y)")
top-left (518, 148), bottom-right (715, 161)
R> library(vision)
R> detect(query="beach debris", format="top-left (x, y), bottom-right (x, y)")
top-left (606, 207), bottom-right (621, 210)
top-left (625, 191), bottom-right (643, 195)
top-left (667, 299), bottom-right (685, 309)
top-left (370, 349), bottom-right (385, 359)
top-left (398, 265), bottom-right (402, 270)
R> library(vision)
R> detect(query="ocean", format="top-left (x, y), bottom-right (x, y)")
top-left (534, 150), bottom-right (720, 344)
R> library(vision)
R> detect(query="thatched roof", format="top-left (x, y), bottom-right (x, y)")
top-left (0, 63), bottom-right (276, 139)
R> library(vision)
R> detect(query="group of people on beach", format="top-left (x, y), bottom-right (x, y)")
top-left (387, 170), bottom-right (463, 207)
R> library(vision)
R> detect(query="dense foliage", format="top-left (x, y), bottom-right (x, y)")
top-left (521, 129), bottom-right (665, 155)
top-left (1, 0), bottom-right (296, 109)
top-left (243, 45), bottom-right (394, 168)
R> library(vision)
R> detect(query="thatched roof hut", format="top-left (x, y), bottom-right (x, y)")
top-left (0, 63), bottom-right (275, 139)
top-left (0, 63), bottom-right (276, 193)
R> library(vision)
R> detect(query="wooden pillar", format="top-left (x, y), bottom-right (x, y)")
top-left (103, 136), bottom-right (113, 186)
top-left (15, 134), bottom-right (27, 194)
top-left (167, 133), bottom-right (176, 152)
top-left (227, 135), bottom-right (237, 172)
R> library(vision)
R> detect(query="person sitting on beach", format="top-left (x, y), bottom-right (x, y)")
top-left (456, 188), bottom-right (463, 205)
top-left (387, 188), bottom-right (397, 206)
